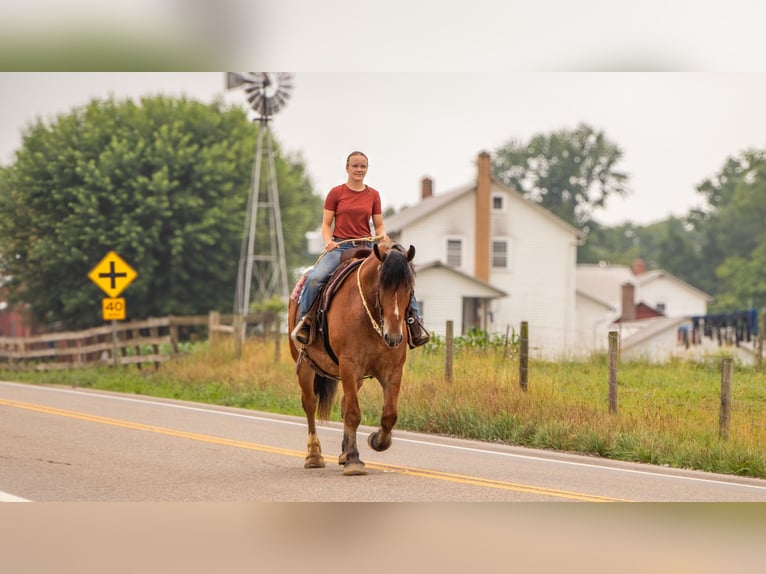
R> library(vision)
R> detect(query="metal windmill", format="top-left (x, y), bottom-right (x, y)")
top-left (226, 72), bottom-right (293, 320)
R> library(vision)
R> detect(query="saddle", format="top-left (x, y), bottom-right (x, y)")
top-left (296, 247), bottom-right (371, 361)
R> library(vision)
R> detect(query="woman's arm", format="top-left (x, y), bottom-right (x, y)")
top-left (372, 213), bottom-right (389, 242)
top-left (321, 209), bottom-right (338, 250)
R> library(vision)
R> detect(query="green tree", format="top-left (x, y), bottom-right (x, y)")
top-left (492, 123), bottom-right (630, 229)
top-left (691, 149), bottom-right (766, 307)
top-left (653, 217), bottom-right (706, 290)
top-left (0, 95), bottom-right (321, 329)
top-left (713, 241), bottom-right (766, 311)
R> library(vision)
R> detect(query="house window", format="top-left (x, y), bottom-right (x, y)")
top-left (492, 239), bottom-right (509, 269)
top-left (492, 194), bottom-right (505, 211)
top-left (656, 302), bottom-right (666, 313)
top-left (446, 238), bottom-right (462, 267)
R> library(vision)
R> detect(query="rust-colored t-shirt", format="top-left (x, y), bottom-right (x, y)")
top-left (324, 184), bottom-right (382, 239)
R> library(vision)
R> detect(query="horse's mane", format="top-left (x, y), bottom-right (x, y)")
top-left (378, 244), bottom-right (415, 291)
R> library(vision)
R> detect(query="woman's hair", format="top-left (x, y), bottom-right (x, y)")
top-left (346, 151), bottom-right (368, 166)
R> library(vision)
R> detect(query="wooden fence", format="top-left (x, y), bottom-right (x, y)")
top-left (0, 311), bottom-right (276, 372)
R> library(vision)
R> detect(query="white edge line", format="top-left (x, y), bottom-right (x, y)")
top-left (3, 381), bottom-right (766, 493)
top-left (0, 490), bottom-right (32, 502)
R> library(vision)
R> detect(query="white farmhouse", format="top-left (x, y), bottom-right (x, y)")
top-left (385, 151), bottom-right (582, 357)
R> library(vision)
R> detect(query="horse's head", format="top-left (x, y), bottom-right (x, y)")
top-left (373, 242), bottom-right (415, 348)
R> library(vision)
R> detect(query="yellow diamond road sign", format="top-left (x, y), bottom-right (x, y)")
top-left (88, 251), bottom-right (137, 298)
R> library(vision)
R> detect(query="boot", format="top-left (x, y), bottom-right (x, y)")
top-left (406, 312), bottom-right (430, 348)
top-left (291, 315), bottom-right (311, 345)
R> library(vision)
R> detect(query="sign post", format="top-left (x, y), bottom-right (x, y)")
top-left (88, 251), bottom-right (138, 366)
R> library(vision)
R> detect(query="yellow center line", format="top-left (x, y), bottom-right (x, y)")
top-left (0, 398), bottom-right (629, 502)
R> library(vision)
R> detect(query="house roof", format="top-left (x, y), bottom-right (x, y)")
top-left (576, 263), bottom-right (712, 309)
top-left (620, 316), bottom-right (689, 351)
top-left (385, 183), bottom-right (474, 233)
top-left (613, 302), bottom-right (665, 323)
top-left (386, 177), bottom-right (583, 241)
top-left (637, 269), bottom-right (713, 301)
top-left (416, 260), bottom-right (508, 298)
top-left (575, 289), bottom-right (617, 311)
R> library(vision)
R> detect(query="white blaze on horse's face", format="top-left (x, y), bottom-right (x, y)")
top-left (372, 243), bottom-right (416, 349)
top-left (380, 291), bottom-right (404, 348)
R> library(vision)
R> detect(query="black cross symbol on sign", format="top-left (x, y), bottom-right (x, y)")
top-left (98, 261), bottom-right (128, 290)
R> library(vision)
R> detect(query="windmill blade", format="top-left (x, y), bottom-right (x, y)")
top-left (247, 93), bottom-right (264, 110)
top-left (226, 71), bottom-right (294, 118)
top-left (273, 92), bottom-right (288, 111)
top-left (226, 72), bottom-right (258, 90)
top-left (259, 72), bottom-right (272, 89)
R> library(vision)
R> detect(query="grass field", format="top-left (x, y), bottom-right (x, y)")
top-left (4, 336), bottom-right (766, 478)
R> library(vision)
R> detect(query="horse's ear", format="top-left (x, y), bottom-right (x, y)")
top-left (373, 243), bottom-right (385, 262)
top-left (406, 245), bottom-right (415, 262)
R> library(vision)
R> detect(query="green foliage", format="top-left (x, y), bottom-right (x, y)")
top-left (0, 95), bottom-right (321, 329)
top-left (694, 151), bottom-right (766, 310)
top-left (492, 122), bottom-right (630, 229)
top-left (424, 327), bottom-right (519, 357)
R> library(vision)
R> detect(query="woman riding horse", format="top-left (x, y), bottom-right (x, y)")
top-left (288, 240), bottom-right (417, 475)
top-left (291, 151), bottom-right (428, 348)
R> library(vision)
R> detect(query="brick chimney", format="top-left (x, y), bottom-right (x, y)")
top-left (475, 151), bottom-right (491, 282)
top-left (421, 176), bottom-right (433, 200)
top-left (631, 258), bottom-right (646, 276)
top-left (621, 282), bottom-right (636, 322)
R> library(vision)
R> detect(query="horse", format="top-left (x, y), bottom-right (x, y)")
top-left (288, 241), bottom-right (416, 476)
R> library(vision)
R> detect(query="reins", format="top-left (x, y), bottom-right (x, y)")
top-left (311, 235), bottom-right (383, 267)
top-left (356, 257), bottom-right (383, 337)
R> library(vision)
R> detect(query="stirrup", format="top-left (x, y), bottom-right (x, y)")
top-left (291, 316), bottom-right (311, 345)
top-left (406, 316), bottom-right (430, 348)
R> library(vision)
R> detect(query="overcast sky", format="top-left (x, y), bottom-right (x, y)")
top-left (2, 72), bottom-right (765, 226)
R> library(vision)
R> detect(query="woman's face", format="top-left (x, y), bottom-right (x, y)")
top-left (346, 154), bottom-right (368, 185)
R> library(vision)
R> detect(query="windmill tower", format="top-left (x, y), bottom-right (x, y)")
top-left (226, 72), bottom-right (293, 322)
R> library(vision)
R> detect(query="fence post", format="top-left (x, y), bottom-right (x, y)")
top-left (273, 316), bottom-right (281, 364)
top-left (208, 311), bottom-right (220, 344)
top-left (233, 314), bottom-right (243, 358)
top-left (608, 331), bottom-right (618, 414)
top-left (110, 320), bottom-right (120, 368)
top-left (444, 320), bottom-right (454, 383)
top-left (169, 316), bottom-right (180, 355)
top-left (719, 357), bottom-right (733, 440)
top-left (519, 321), bottom-right (528, 391)
top-left (149, 321), bottom-right (160, 370)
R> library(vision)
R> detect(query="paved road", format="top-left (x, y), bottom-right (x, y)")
top-left (2, 380), bottom-right (766, 502)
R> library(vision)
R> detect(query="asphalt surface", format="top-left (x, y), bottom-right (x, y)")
top-left (2, 380), bottom-right (766, 502)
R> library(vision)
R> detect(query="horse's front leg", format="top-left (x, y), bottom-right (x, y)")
top-left (368, 370), bottom-right (402, 453)
top-left (298, 364), bottom-right (325, 469)
top-left (338, 370), bottom-right (367, 476)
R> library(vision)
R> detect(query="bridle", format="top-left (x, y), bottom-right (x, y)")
top-left (356, 257), bottom-right (383, 337)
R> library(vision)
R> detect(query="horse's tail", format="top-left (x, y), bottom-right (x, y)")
top-left (314, 375), bottom-right (338, 421)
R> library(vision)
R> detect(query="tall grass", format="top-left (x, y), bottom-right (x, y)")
top-left (5, 337), bottom-right (766, 478)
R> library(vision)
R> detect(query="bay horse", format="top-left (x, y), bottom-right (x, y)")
top-left (288, 241), bottom-right (416, 476)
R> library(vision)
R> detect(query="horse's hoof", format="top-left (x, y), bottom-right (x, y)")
top-left (304, 457), bottom-right (325, 469)
top-left (342, 462), bottom-right (368, 476)
top-left (367, 431), bottom-right (392, 452)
